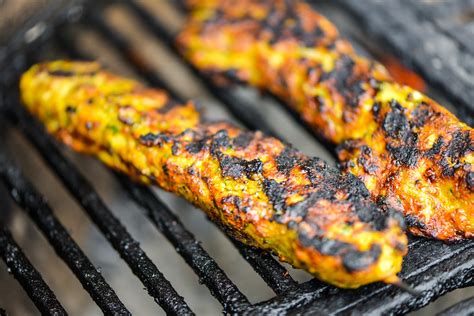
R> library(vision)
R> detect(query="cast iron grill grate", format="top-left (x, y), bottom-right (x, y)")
top-left (0, 1), bottom-right (472, 315)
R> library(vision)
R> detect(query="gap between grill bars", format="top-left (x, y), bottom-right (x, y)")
top-left (0, 0), bottom-right (473, 314)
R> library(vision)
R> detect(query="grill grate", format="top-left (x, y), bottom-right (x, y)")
top-left (0, 0), bottom-right (473, 315)
top-left (0, 227), bottom-right (66, 315)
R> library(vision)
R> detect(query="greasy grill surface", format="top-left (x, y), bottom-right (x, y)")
top-left (0, 0), bottom-right (472, 314)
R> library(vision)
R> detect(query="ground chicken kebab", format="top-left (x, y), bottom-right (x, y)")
top-left (20, 61), bottom-right (407, 288)
top-left (178, 0), bottom-right (474, 241)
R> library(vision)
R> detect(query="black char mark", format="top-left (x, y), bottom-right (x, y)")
top-left (139, 132), bottom-right (171, 147)
top-left (48, 70), bottom-right (97, 77)
top-left (263, 179), bottom-right (288, 213)
top-left (384, 100), bottom-right (420, 167)
top-left (383, 100), bottom-right (410, 139)
top-left (218, 154), bottom-right (263, 179)
top-left (440, 130), bottom-right (472, 177)
top-left (276, 147), bottom-right (300, 174)
top-left (299, 234), bottom-right (382, 273)
top-left (320, 55), bottom-right (366, 108)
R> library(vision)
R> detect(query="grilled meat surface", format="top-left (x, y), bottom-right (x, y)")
top-left (20, 61), bottom-right (407, 288)
top-left (177, 0), bottom-right (474, 241)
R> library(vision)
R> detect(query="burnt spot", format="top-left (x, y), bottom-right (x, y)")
top-left (276, 147), bottom-right (299, 174)
top-left (438, 131), bottom-right (472, 177)
top-left (65, 105), bottom-right (76, 113)
top-left (357, 146), bottom-right (378, 174)
top-left (139, 132), bottom-right (171, 147)
top-left (218, 154), bottom-right (263, 179)
top-left (404, 214), bottom-right (427, 230)
top-left (411, 102), bottom-right (432, 128)
top-left (383, 100), bottom-right (410, 138)
top-left (343, 244), bottom-right (381, 272)
top-left (300, 157), bottom-right (329, 184)
top-left (386, 132), bottom-right (420, 167)
top-left (232, 131), bottom-right (254, 148)
top-left (210, 130), bottom-right (231, 156)
top-left (171, 143), bottom-right (180, 155)
top-left (263, 179), bottom-right (288, 213)
top-left (466, 171), bottom-right (474, 191)
top-left (372, 102), bottom-right (381, 119)
top-left (425, 137), bottom-right (444, 159)
top-left (221, 195), bottom-right (242, 211)
top-left (48, 70), bottom-right (97, 77)
top-left (162, 164), bottom-right (169, 177)
top-left (445, 131), bottom-right (472, 160)
top-left (299, 234), bottom-right (382, 272)
top-left (185, 138), bottom-right (208, 154)
top-left (352, 201), bottom-right (388, 231)
top-left (320, 56), bottom-right (366, 108)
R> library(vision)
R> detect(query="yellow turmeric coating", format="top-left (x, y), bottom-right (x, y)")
top-left (178, 0), bottom-right (474, 241)
top-left (20, 61), bottom-right (407, 288)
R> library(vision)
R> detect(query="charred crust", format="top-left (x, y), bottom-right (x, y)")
top-left (404, 214), bottom-right (427, 230)
top-left (185, 139), bottom-right (208, 154)
top-left (172, 143), bottom-right (180, 155)
top-left (411, 102), bottom-right (432, 128)
top-left (48, 70), bottom-right (97, 77)
top-left (372, 102), bottom-right (381, 119)
top-left (210, 130), bottom-right (231, 156)
top-left (276, 147), bottom-right (299, 174)
top-left (439, 131), bottom-right (472, 177)
top-left (386, 131), bottom-right (420, 167)
top-left (383, 100), bottom-right (410, 139)
top-left (218, 153), bottom-right (263, 179)
top-left (139, 132), bottom-right (171, 147)
top-left (425, 137), bottom-right (444, 158)
top-left (342, 244), bottom-right (381, 273)
top-left (298, 234), bottom-right (382, 272)
top-left (263, 179), bottom-right (288, 213)
top-left (65, 105), bottom-right (76, 113)
top-left (320, 55), bottom-right (365, 108)
top-left (232, 131), bottom-right (254, 148)
top-left (357, 145), bottom-right (378, 174)
top-left (466, 171), bottom-right (474, 191)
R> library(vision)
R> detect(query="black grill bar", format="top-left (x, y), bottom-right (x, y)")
top-left (0, 227), bottom-right (67, 315)
top-left (438, 296), bottom-right (474, 316)
top-left (116, 175), bottom-right (251, 312)
top-left (228, 239), bottom-right (298, 295)
top-left (72, 15), bottom-right (298, 295)
top-left (0, 153), bottom-right (130, 315)
top-left (8, 105), bottom-right (193, 315)
top-left (289, 239), bottom-right (474, 315)
top-left (122, 1), bottom-right (285, 140)
top-left (84, 12), bottom-right (183, 103)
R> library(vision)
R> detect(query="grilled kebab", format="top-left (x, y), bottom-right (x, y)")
top-left (20, 61), bottom-right (407, 288)
top-left (177, 0), bottom-right (474, 241)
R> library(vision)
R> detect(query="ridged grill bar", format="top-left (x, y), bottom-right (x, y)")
top-left (8, 103), bottom-right (193, 315)
top-left (0, 0), bottom-right (472, 314)
top-left (0, 153), bottom-right (129, 315)
top-left (0, 227), bottom-right (66, 315)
